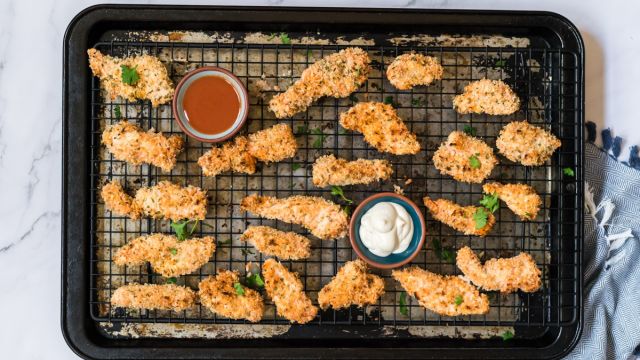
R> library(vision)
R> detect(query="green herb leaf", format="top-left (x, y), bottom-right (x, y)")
top-left (411, 97), bottom-right (425, 107)
top-left (349, 94), bottom-right (359, 103)
top-left (307, 50), bottom-right (313, 59)
top-left (170, 219), bottom-right (199, 241)
top-left (383, 96), bottom-right (395, 106)
top-left (233, 282), bottom-right (245, 296)
top-left (169, 247), bottom-right (177, 255)
top-left (120, 65), bottom-right (140, 85)
top-left (341, 205), bottom-right (352, 216)
top-left (296, 125), bottom-right (309, 135)
top-left (563, 167), bottom-right (575, 177)
top-left (480, 193), bottom-right (500, 213)
top-left (241, 248), bottom-right (255, 256)
top-left (501, 330), bottom-right (514, 341)
top-left (331, 185), bottom-right (353, 204)
top-left (166, 277), bottom-right (177, 284)
top-left (292, 163), bottom-right (302, 171)
top-left (338, 128), bottom-right (348, 135)
top-left (246, 273), bottom-right (265, 289)
top-left (454, 295), bottom-right (464, 306)
top-left (217, 238), bottom-right (232, 245)
top-left (473, 208), bottom-right (488, 230)
top-left (310, 128), bottom-right (326, 148)
top-left (399, 291), bottom-right (409, 316)
top-left (469, 154), bottom-right (481, 169)
top-left (432, 239), bottom-right (455, 263)
top-left (463, 125), bottom-right (476, 136)
top-left (114, 105), bottom-right (122, 119)
top-left (495, 59), bottom-right (506, 68)
top-left (279, 33), bottom-right (291, 45)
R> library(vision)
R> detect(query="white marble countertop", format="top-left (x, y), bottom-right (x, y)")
top-left (0, 0), bottom-right (636, 358)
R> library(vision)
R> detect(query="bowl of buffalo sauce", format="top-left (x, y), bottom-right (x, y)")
top-left (173, 67), bottom-right (249, 142)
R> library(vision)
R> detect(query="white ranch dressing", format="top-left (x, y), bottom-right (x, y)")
top-left (359, 202), bottom-right (414, 257)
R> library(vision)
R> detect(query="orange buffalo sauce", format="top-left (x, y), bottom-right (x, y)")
top-left (182, 76), bottom-right (240, 135)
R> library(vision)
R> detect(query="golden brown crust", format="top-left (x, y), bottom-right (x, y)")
top-left (312, 154), bottom-right (393, 187)
top-left (386, 53), bottom-right (443, 90)
top-left (423, 197), bottom-right (495, 237)
top-left (432, 131), bottom-right (498, 183)
top-left (392, 267), bottom-right (489, 316)
top-left (240, 194), bottom-right (348, 240)
top-left (240, 226), bottom-right (311, 260)
top-left (456, 246), bottom-right (542, 293)
top-left (269, 47), bottom-right (371, 118)
top-left (318, 260), bottom-right (385, 310)
top-left (453, 79), bottom-right (520, 115)
top-left (110, 284), bottom-right (196, 311)
top-left (247, 123), bottom-right (298, 163)
top-left (339, 102), bottom-right (420, 155)
top-left (198, 270), bottom-right (265, 322)
top-left (496, 121), bottom-right (562, 166)
top-left (483, 182), bottom-right (541, 220)
top-left (100, 181), bottom-right (142, 219)
top-left (262, 259), bottom-right (318, 324)
top-left (114, 234), bottom-right (215, 277)
top-left (87, 48), bottom-right (174, 107)
top-left (102, 120), bottom-right (183, 172)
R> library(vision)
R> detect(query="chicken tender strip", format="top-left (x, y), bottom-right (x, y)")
top-left (241, 226), bottom-right (311, 260)
top-left (312, 154), bottom-right (393, 187)
top-left (483, 182), bottom-right (541, 220)
top-left (392, 267), bottom-right (489, 316)
top-left (456, 246), bottom-right (541, 293)
top-left (423, 197), bottom-right (495, 237)
top-left (433, 131), bottom-right (498, 183)
top-left (241, 194), bottom-right (348, 240)
top-left (101, 180), bottom-right (207, 221)
top-left (114, 234), bottom-right (215, 277)
top-left (87, 48), bottom-right (174, 107)
top-left (262, 259), bottom-right (318, 324)
top-left (102, 120), bottom-right (184, 172)
top-left (111, 284), bottom-right (196, 311)
top-left (386, 53), bottom-right (444, 90)
top-left (453, 78), bottom-right (519, 115)
top-left (339, 102), bottom-right (420, 155)
top-left (496, 121), bottom-right (562, 166)
top-left (318, 259), bottom-right (385, 310)
top-left (247, 123), bottom-right (298, 162)
top-left (269, 47), bottom-right (371, 118)
top-left (198, 270), bottom-right (265, 322)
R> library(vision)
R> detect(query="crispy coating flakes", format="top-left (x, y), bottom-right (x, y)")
top-left (318, 260), bottom-right (385, 310)
top-left (247, 123), bottom-right (298, 162)
top-left (496, 121), bottom-right (562, 166)
top-left (483, 182), bottom-right (541, 220)
top-left (312, 154), bottom-right (393, 187)
top-left (198, 270), bottom-right (265, 322)
top-left (433, 131), bottom-right (498, 183)
top-left (101, 181), bottom-right (142, 219)
top-left (423, 197), bottom-right (495, 237)
top-left (386, 53), bottom-right (443, 90)
top-left (453, 79), bottom-right (519, 115)
top-left (269, 47), bottom-right (371, 118)
top-left (262, 259), bottom-right (318, 324)
top-left (456, 246), bottom-right (542, 293)
top-left (339, 102), bottom-right (420, 155)
top-left (392, 267), bottom-right (489, 316)
top-left (240, 226), bottom-right (311, 260)
top-left (111, 284), bottom-right (196, 311)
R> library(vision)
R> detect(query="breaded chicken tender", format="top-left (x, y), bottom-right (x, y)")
top-left (392, 267), bottom-right (489, 316)
top-left (423, 197), bottom-right (495, 237)
top-left (87, 49), bottom-right (174, 107)
top-left (262, 259), bottom-right (318, 324)
top-left (496, 121), bottom-right (562, 166)
top-left (111, 284), bottom-right (196, 311)
top-left (114, 234), bottom-right (215, 277)
top-left (318, 259), bottom-right (385, 310)
top-left (312, 154), bottom-right (393, 187)
top-left (483, 182), bottom-right (541, 220)
top-left (453, 79), bottom-right (519, 115)
top-left (433, 131), bottom-right (498, 183)
top-left (386, 53), bottom-right (443, 90)
top-left (269, 47), bottom-right (371, 118)
top-left (102, 120), bottom-right (183, 172)
top-left (198, 270), bottom-right (265, 322)
top-left (241, 226), bottom-right (311, 260)
top-left (247, 123), bottom-right (298, 162)
top-left (456, 246), bottom-right (541, 293)
top-left (339, 102), bottom-right (420, 155)
top-left (101, 180), bottom-right (207, 221)
top-left (241, 194), bottom-right (348, 240)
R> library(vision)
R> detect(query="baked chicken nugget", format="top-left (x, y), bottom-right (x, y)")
top-left (312, 154), bottom-right (393, 187)
top-left (247, 123), bottom-right (298, 163)
top-left (262, 259), bottom-right (318, 324)
top-left (496, 121), bottom-right (562, 166)
top-left (483, 182), bottom-right (541, 220)
top-left (240, 226), bottom-right (311, 260)
top-left (111, 284), bottom-right (196, 311)
top-left (318, 259), bottom-right (385, 310)
top-left (386, 53), bottom-right (443, 90)
top-left (198, 270), bottom-right (265, 322)
top-left (432, 131), bottom-right (498, 183)
top-left (453, 78), bottom-right (519, 115)
top-left (423, 197), bottom-right (495, 237)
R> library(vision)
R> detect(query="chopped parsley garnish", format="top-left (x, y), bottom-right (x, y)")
top-left (307, 50), bottom-right (313, 59)
top-left (166, 277), bottom-right (177, 284)
top-left (241, 248), bottom-right (255, 256)
top-left (432, 239), bottom-right (455, 263)
top-left (399, 291), bottom-right (409, 315)
top-left (495, 59), bottom-right (506, 68)
top-left (563, 167), bottom-right (575, 177)
top-left (217, 238), bottom-right (232, 245)
top-left (114, 105), bottom-right (122, 119)
top-left (411, 97), bottom-right (425, 106)
top-left (292, 163), bottom-right (302, 171)
top-left (463, 125), bottom-right (476, 136)
top-left (279, 33), bottom-right (291, 45)
top-left (168, 247), bottom-right (177, 255)
top-left (341, 205), bottom-right (352, 216)
top-left (469, 154), bottom-right (481, 169)
top-left (454, 295), bottom-right (464, 306)
top-left (310, 128), bottom-right (326, 148)
top-left (349, 94), bottom-right (359, 102)
top-left (331, 186), bottom-right (353, 204)
top-left (383, 95), bottom-right (395, 106)
top-left (296, 125), bottom-right (309, 135)
top-left (246, 273), bottom-right (265, 289)
top-left (233, 282), bottom-right (245, 296)
top-left (170, 219), bottom-right (199, 241)
top-left (501, 330), bottom-right (514, 341)
top-left (120, 65), bottom-right (140, 85)
top-left (479, 193), bottom-right (500, 213)
top-left (473, 208), bottom-right (489, 229)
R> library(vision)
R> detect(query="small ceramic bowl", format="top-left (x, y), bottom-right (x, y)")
top-left (172, 66), bottom-right (249, 143)
top-left (349, 192), bottom-right (426, 269)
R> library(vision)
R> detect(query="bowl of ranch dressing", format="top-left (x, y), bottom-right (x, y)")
top-left (349, 192), bottom-right (426, 269)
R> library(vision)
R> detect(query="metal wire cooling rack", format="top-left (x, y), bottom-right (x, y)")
top-left (89, 39), bottom-right (582, 330)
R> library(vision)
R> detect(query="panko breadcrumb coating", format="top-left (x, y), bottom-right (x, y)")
top-left (113, 234), bottom-right (215, 277)
top-left (247, 123), bottom-right (298, 162)
top-left (101, 180), bottom-right (207, 221)
top-left (102, 120), bottom-right (183, 172)
top-left (453, 78), bottom-right (519, 115)
top-left (111, 284), bottom-right (196, 311)
top-left (240, 194), bottom-right (348, 240)
top-left (269, 47), bottom-right (371, 118)
top-left (339, 102), bottom-right (420, 155)
top-left (433, 131), bottom-right (498, 183)
top-left (262, 259), bottom-right (318, 324)
top-left (318, 259), bottom-right (385, 310)
top-left (483, 182), bottom-right (541, 220)
top-left (456, 246), bottom-right (542, 293)
top-left (423, 197), bottom-right (495, 237)
top-left (496, 121), bottom-right (562, 166)
top-left (392, 267), bottom-right (489, 316)
top-left (240, 226), bottom-right (311, 260)
top-left (87, 48), bottom-right (174, 107)
top-left (312, 154), bottom-right (393, 187)
top-left (386, 53), bottom-right (443, 90)
top-left (198, 270), bottom-right (265, 322)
